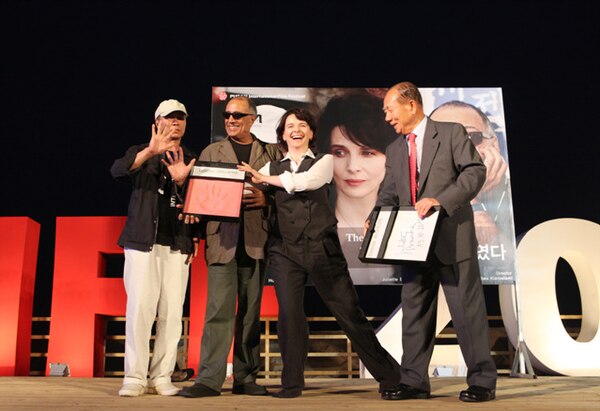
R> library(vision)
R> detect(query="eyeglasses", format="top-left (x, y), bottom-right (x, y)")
top-left (467, 131), bottom-right (494, 146)
top-left (222, 111), bottom-right (253, 120)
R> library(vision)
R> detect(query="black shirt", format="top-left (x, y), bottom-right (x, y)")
top-left (156, 159), bottom-right (181, 248)
top-left (229, 138), bottom-right (254, 266)
top-left (230, 138), bottom-right (252, 164)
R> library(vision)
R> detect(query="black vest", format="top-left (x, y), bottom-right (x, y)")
top-left (270, 154), bottom-right (338, 243)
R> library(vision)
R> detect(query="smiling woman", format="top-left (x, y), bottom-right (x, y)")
top-left (237, 107), bottom-right (403, 399)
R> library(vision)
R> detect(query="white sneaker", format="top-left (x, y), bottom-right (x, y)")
top-left (119, 383), bottom-right (145, 397)
top-left (147, 382), bottom-right (180, 396)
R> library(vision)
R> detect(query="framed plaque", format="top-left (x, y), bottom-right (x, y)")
top-left (183, 161), bottom-right (245, 218)
top-left (359, 206), bottom-right (441, 264)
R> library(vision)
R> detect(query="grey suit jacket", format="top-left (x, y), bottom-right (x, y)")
top-left (199, 136), bottom-right (281, 265)
top-left (377, 118), bottom-right (486, 264)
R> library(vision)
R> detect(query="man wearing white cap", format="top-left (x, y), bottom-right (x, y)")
top-left (111, 99), bottom-right (198, 397)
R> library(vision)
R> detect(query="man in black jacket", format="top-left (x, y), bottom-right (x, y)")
top-left (111, 99), bottom-right (197, 397)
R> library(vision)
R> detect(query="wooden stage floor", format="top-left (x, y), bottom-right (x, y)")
top-left (1, 376), bottom-right (599, 411)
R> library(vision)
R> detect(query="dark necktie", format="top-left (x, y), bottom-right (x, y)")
top-left (407, 133), bottom-right (417, 205)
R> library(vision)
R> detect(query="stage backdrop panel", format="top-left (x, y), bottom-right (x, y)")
top-left (210, 87), bottom-right (516, 285)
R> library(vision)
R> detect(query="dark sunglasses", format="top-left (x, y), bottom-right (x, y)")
top-left (467, 131), bottom-right (494, 146)
top-left (222, 111), bottom-right (253, 120)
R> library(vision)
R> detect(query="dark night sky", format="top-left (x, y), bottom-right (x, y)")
top-left (2, 0), bottom-right (598, 315)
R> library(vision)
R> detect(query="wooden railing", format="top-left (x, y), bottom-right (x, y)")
top-left (28, 315), bottom-right (582, 377)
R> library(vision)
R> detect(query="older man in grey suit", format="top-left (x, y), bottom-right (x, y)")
top-left (180, 96), bottom-right (280, 398)
top-left (376, 82), bottom-right (497, 402)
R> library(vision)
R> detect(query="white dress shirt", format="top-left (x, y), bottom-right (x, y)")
top-left (258, 149), bottom-right (333, 194)
top-left (408, 116), bottom-right (428, 172)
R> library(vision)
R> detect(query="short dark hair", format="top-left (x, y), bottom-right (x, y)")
top-left (316, 91), bottom-right (397, 154)
top-left (276, 108), bottom-right (318, 151)
top-left (228, 95), bottom-right (257, 115)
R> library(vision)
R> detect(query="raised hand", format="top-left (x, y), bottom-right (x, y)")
top-left (161, 147), bottom-right (196, 185)
top-left (128, 122), bottom-right (178, 172)
top-left (148, 120), bottom-right (176, 156)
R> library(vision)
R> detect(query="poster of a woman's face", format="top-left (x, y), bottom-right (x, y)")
top-left (330, 127), bottom-right (387, 211)
top-left (316, 91), bottom-right (397, 230)
top-left (314, 91), bottom-right (403, 283)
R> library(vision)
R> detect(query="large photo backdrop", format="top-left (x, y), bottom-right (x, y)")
top-left (211, 87), bottom-right (516, 285)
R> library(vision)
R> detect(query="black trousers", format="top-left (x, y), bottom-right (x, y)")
top-left (268, 230), bottom-right (401, 391)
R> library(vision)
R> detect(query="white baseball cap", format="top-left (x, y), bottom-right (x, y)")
top-left (154, 99), bottom-right (188, 119)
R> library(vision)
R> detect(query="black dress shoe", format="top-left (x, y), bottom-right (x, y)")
top-left (232, 382), bottom-right (269, 396)
top-left (178, 383), bottom-right (221, 398)
top-left (171, 368), bottom-right (195, 382)
top-left (381, 383), bottom-right (430, 400)
top-left (272, 388), bottom-right (302, 398)
top-left (459, 385), bottom-right (496, 402)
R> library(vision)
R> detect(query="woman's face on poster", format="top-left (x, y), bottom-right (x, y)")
top-left (330, 126), bottom-right (387, 200)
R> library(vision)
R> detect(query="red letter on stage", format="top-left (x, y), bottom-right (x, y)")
top-left (46, 217), bottom-right (127, 377)
top-left (0, 217), bottom-right (40, 376)
top-left (187, 247), bottom-right (208, 372)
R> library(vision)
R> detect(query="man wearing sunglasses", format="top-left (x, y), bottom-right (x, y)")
top-left (430, 101), bottom-right (511, 246)
top-left (180, 96), bottom-right (280, 398)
